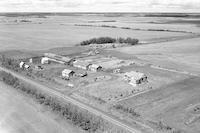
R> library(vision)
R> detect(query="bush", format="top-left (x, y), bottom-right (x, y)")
top-left (0, 55), bottom-right (21, 72)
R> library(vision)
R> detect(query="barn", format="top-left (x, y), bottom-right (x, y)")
top-left (89, 64), bottom-right (102, 72)
top-left (73, 60), bottom-right (91, 70)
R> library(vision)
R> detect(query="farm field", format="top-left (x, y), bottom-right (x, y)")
top-left (0, 82), bottom-right (84, 133)
top-left (113, 37), bottom-right (200, 75)
top-left (0, 15), bottom-right (196, 51)
top-left (118, 76), bottom-right (200, 133)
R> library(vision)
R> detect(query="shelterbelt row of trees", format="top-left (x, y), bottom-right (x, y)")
top-left (79, 37), bottom-right (139, 46)
top-left (0, 55), bottom-right (21, 71)
top-left (0, 71), bottom-right (128, 133)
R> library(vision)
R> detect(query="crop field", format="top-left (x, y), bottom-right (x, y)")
top-left (118, 76), bottom-right (200, 133)
top-left (0, 15), bottom-right (194, 51)
top-left (114, 37), bottom-right (200, 75)
top-left (0, 82), bottom-right (84, 133)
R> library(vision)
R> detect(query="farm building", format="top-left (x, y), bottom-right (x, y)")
top-left (29, 57), bottom-right (41, 64)
top-left (41, 57), bottom-right (49, 64)
top-left (44, 53), bottom-right (74, 64)
top-left (113, 68), bottom-right (121, 74)
top-left (89, 64), bottom-right (102, 72)
top-left (24, 64), bottom-right (31, 70)
top-left (19, 61), bottom-right (25, 68)
top-left (35, 65), bottom-right (43, 70)
top-left (73, 60), bottom-right (91, 70)
top-left (124, 71), bottom-right (147, 86)
top-left (62, 69), bottom-right (75, 79)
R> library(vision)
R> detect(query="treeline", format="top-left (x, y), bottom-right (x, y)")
top-left (80, 37), bottom-right (139, 46)
top-left (0, 71), bottom-right (128, 133)
top-left (113, 104), bottom-right (140, 117)
top-left (0, 55), bottom-right (20, 72)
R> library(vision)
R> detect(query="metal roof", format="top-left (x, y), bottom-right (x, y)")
top-left (73, 60), bottom-right (91, 67)
top-left (44, 53), bottom-right (72, 63)
top-left (124, 71), bottom-right (146, 80)
top-left (89, 64), bottom-right (102, 69)
top-left (62, 69), bottom-right (74, 74)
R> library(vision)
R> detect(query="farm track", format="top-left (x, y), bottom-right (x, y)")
top-left (0, 66), bottom-right (149, 133)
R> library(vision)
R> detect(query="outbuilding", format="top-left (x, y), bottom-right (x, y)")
top-left (62, 69), bottom-right (75, 79)
top-left (124, 71), bottom-right (147, 86)
top-left (73, 60), bottom-right (91, 70)
top-left (29, 57), bottom-right (41, 64)
top-left (89, 64), bottom-right (102, 72)
top-left (19, 61), bottom-right (25, 68)
top-left (24, 64), bottom-right (31, 70)
top-left (41, 57), bottom-right (49, 64)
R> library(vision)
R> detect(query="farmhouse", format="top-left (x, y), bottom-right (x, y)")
top-left (73, 60), bottom-right (91, 70)
top-left (19, 61), bottom-right (25, 68)
top-left (62, 69), bottom-right (75, 79)
top-left (124, 71), bottom-right (147, 86)
top-left (89, 64), bottom-right (102, 72)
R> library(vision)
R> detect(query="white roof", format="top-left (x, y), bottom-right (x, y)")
top-left (44, 53), bottom-right (72, 63)
top-left (42, 57), bottom-right (49, 60)
top-left (62, 69), bottom-right (73, 74)
top-left (20, 61), bottom-right (25, 65)
top-left (124, 71), bottom-right (146, 80)
top-left (73, 60), bottom-right (91, 67)
top-left (90, 64), bottom-right (101, 69)
top-left (24, 64), bottom-right (30, 69)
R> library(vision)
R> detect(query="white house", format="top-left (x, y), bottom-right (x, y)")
top-left (41, 57), bottom-right (49, 64)
top-left (89, 64), bottom-right (102, 72)
top-left (124, 71), bottom-right (147, 86)
top-left (19, 61), bottom-right (25, 68)
top-left (62, 69), bottom-right (75, 79)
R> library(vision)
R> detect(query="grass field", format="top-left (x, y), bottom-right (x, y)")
top-left (0, 82), bottom-right (85, 133)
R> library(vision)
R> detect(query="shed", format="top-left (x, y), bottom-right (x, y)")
top-left (89, 64), bottom-right (102, 72)
top-left (124, 71), bottom-right (147, 86)
top-left (19, 61), bottom-right (25, 68)
top-left (62, 69), bottom-right (75, 79)
top-left (73, 60), bottom-right (91, 70)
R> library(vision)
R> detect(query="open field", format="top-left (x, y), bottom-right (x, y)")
top-left (113, 37), bottom-right (200, 75)
top-left (118, 76), bottom-right (200, 133)
top-left (0, 15), bottom-right (197, 51)
top-left (0, 82), bottom-right (84, 133)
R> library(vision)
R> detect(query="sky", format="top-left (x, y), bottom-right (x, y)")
top-left (0, 0), bottom-right (200, 13)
